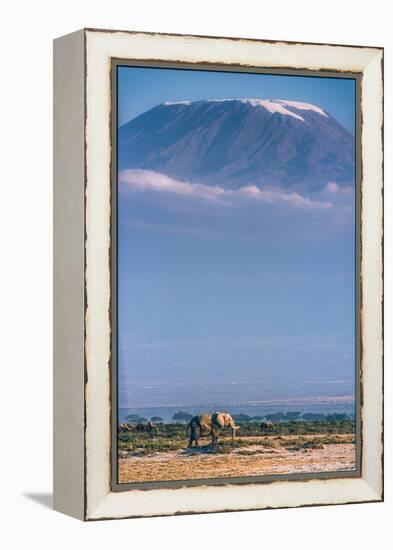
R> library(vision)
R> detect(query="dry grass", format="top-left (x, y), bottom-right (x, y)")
top-left (118, 435), bottom-right (356, 483)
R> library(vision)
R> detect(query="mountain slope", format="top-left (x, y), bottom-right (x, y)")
top-left (118, 99), bottom-right (355, 191)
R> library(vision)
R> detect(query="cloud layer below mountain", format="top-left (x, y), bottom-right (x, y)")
top-left (119, 169), bottom-right (336, 210)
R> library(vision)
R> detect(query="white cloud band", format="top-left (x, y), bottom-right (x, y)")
top-left (119, 169), bottom-right (333, 210)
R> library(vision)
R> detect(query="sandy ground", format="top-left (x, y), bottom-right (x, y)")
top-left (118, 434), bottom-right (356, 483)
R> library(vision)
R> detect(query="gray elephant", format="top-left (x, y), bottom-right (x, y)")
top-left (187, 412), bottom-right (239, 448)
top-left (119, 423), bottom-right (136, 432)
top-left (136, 421), bottom-right (157, 433)
top-left (260, 420), bottom-right (274, 432)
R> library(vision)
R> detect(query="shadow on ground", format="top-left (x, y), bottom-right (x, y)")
top-left (180, 445), bottom-right (228, 456)
top-left (23, 493), bottom-right (53, 509)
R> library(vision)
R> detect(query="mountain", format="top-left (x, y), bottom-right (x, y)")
top-left (118, 98), bottom-right (355, 192)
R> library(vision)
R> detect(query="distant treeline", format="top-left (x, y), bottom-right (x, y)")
top-left (124, 410), bottom-right (355, 424)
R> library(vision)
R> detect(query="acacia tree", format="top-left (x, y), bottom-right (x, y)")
top-left (125, 414), bottom-right (147, 423)
top-left (172, 411), bottom-right (193, 423)
top-left (266, 412), bottom-right (285, 422)
top-left (232, 414), bottom-right (252, 423)
top-left (285, 411), bottom-right (301, 421)
top-left (302, 413), bottom-right (326, 422)
top-left (326, 413), bottom-right (349, 423)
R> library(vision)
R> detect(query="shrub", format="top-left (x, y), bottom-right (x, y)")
top-left (124, 414), bottom-right (147, 422)
top-left (285, 411), bottom-right (301, 421)
top-left (232, 414), bottom-right (252, 423)
top-left (172, 411), bottom-right (193, 423)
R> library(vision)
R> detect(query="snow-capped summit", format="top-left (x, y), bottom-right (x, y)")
top-left (119, 98), bottom-right (354, 191)
top-left (162, 98), bottom-right (329, 122)
top-left (163, 100), bottom-right (192, 106)
top-left (275, 100), bottom-right (329, 118)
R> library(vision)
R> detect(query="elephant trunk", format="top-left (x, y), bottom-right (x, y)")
top-left (231, 425), bottom-right (239, 441)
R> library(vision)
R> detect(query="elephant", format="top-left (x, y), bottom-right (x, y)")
top-left (260, 420), bottom-right (274, 432)
top-left (187, 412), bottom-right (239, 448)
top-left (119, 423), bottom-right (135, 432)
top-left (136, 421), bottom-right (157, 433)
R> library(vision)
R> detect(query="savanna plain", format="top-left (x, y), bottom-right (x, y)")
top-left (118, 418), bottom-right (356, 483)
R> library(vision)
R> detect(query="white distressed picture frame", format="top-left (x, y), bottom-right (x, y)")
top-left (53, 28), bottom-right (383, 521)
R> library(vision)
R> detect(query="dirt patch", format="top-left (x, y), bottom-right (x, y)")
top-left (118, 434), bottom-right (356, 483)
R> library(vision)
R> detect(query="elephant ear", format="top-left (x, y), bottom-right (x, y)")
top-left (213, 413), bottom-right (225, 428)
top-left (224, 414), bottom-right (235, 427)
top-left (225, 413), bottom-right (233, 426)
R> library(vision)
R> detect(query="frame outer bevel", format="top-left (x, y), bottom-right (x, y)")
top-left (53, 29), bottom-right (86, 520)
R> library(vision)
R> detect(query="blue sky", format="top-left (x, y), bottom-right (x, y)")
top-left (118, 66), bottom-right (356, 132)
top-left (117, 66), bottom-right (356, 409)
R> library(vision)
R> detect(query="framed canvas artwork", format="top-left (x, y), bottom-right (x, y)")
top-left (53, 29), bottom-right (383, 520)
